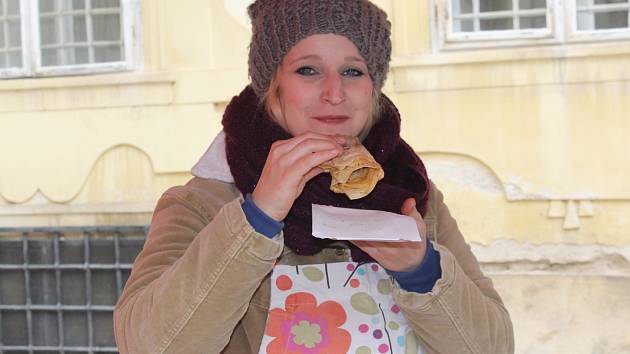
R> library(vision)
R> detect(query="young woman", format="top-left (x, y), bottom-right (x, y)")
top-left (114, 1), bottom-right (514, 353)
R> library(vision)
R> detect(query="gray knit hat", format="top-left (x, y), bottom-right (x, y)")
top-left (247, 0), bottom-right (392, 98)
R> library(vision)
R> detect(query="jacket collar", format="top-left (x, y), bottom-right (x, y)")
top-left (191, 130), bottom-right (235, 183)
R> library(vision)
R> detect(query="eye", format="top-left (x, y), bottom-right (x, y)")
top-left (296, 66), bottom-right (318, 76)
top-left (342, 68), bottom-right (364, 77)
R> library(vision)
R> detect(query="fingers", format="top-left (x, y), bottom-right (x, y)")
top-left (401, 197), bottom-right (427, 243)
top-left (331, 134), bottom-right (347, 145)
top-left (401, 197), bottom-right (417, 216)
top-left (272, 132), bottom-right (342, 156)
top-left (285, 138), bottom-right (341, 165)
top-left (401, 198), bottom-right (422, 223)
top-left (252, 132), bottom-right (344, 221)
top-left (349, 240), bottom-right (380, 259)
top-left (353, 240), bottom-right (414, 250)
top-left (269, 136), bottom-right (342, 176)
top-left (302, 167), bottom-right (325, 186)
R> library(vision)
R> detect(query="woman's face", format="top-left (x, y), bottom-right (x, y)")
top-left (268, 34), bottom-right (374, 138)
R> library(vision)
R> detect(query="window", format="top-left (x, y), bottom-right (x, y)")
top-left (433, 0), bottom-right (630, 50)
top-left (0, 0), bottom-right (140, 79)
top-left (0, 226), bottom-right (147, 353)
top-left (570, 0), bottom-right (630, 42)
top-left (451, 0), bottom-right (550, 34)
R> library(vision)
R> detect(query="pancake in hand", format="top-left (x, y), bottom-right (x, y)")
top-left (319, 136), bottom-right (385, 200)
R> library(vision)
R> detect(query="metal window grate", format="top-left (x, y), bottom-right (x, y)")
top-left (0, 226), bottom-right (148, 354)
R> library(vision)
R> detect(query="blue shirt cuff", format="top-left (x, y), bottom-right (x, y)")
top-left (386, 241), bottom-right (442, 293)
top-left (241, 194), bottom-right (284, 239)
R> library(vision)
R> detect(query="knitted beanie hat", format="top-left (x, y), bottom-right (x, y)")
top-left (247, 0), bottom-right (392, 98)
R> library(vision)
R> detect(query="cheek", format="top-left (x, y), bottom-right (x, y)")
top-left (280, 85), bottom-right (317, 116)
top-left (276, 83), bottom-right (317, 134)
top-left (350, 85), bottom-right (374, 114)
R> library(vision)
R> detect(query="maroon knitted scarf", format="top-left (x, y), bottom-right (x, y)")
top-left (223, 86), bottom-right (430, 262)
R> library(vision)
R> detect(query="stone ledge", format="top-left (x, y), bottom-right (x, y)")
top-left (473, 240), bottom-right (630, 277)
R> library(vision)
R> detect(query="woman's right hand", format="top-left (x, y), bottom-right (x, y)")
top-left (251, 132), bottom-right (345, 221)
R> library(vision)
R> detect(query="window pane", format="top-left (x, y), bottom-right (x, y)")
top-left (520, 15), bottom-right (547, 28)
top-left (595, 11), bottom-right (629, 28)
top-left (8, 19), bottom-right (21, 46)
top-left (40, 17), bottom-right (59, 45)
top-left (39, 0), bottom-right (124, 66)
top-left (451, 0), bottom-right (550, 34)
top-left (62, 48), bottom-right (76, 65)
top-left (69, 46), bottom-right (89, 63)
top-left (39, 0), bottom-right (57, 13)
top-left (577, 11), bottom-right (593, 29)
top-left (94, 45), bottom-right (121, 62)
top-left (520, 0), bottom-right (547, 9)
top-left (454, 19), bottom-right (475, 32)
top-left (63, 15), bottom-right (87, 42)
top-left (578, 8), bottom-right (630, 30)
top-left (0, 13), bottom-right (12, 68)
top-left (453, 0), bottom-right (473, 15)
top-left (480, 18), bottom-right (514, 30)
top-left (92, 13), bottom-right (121, 41)
top-left (63, 0), bottom-right (86, 10)
top-left (7, 0), bottom-right (20, 15)
top-left (594, 0), bottom-right (628, 4)
top-left (9, 49), bottom-right (22, 66)
top-left (93, 0), bottom-right (121, 9)
top-left (42, 48), bottom-right (59, 65)
top-left (480, 0), bottom-right (512, 12)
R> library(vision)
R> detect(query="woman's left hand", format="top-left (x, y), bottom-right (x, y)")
top-left (351, 198), bottom-right (427, 272)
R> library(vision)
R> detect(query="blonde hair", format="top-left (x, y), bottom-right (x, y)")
top-left (262, 68), bottom-right (381, 141)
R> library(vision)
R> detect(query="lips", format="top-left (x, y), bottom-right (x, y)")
top-left (313, 115), bottom-right (350, 124)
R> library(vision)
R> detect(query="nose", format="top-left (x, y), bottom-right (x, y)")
top-left (320, 73), bottom-right (345, 105)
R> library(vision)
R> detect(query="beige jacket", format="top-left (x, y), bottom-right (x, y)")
top-left (114, 176), bottom-right (514, 354)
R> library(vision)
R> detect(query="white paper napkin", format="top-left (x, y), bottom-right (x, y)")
top-left (311, 204), bottom-right (421, 242)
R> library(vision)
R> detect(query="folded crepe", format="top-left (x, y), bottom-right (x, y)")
top-left (319, 136), bottom-right (385, 200)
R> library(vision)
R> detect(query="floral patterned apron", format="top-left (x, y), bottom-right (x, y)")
top-left (258, 262), bottom-right (427, 354)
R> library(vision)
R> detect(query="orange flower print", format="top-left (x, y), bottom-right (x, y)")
top-left (265, 292), bottom-right (351, 354)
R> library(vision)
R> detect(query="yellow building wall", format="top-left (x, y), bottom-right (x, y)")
top-left (2, 1), bottom-right (629, 353)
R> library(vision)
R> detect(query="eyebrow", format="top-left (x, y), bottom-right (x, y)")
top-left (287, 54), bottom-right (367, 66)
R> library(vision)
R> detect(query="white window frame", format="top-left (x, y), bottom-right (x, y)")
top-left (566, 0), bottom-right (630, 42)
top-left (432, 0), bottom-right (630, 52)
top-left (0, 0), bottom-right (142, 79)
